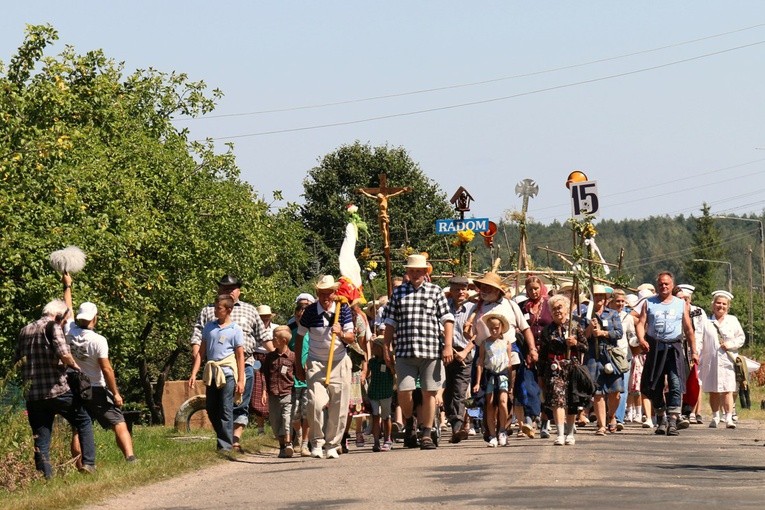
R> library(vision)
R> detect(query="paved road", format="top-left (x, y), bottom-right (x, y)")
top-left (86, 420), bottom-right (765, 509)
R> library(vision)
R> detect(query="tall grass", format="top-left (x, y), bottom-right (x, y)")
top-left (1, 364), bottom-right (276, 510)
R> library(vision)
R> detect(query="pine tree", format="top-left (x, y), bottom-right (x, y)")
top-left (684, 203), bottom-right (727, 303)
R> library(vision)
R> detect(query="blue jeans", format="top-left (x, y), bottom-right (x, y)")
top-left (233, 364), bottom-right (254, 427)
top-left (615, 371), bottom-right (629, 422)
top-left (206, 374), bottom-right (235, 450)
top-left (644, 348), bottom-right (683, 415)
top-left (26, 392), bottom-right (96, 478)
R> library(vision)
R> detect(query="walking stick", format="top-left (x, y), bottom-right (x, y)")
top-left (325, 297), bottom-right (348, 386)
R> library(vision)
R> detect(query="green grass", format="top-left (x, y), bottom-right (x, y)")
top-left (0, 424), bottom-right (276, 510)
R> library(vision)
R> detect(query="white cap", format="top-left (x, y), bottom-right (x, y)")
top-left (712, 290), bottom-right (734, 301)
top-left (677, 284), bottom-right (695, 295)
top-left (76, 302), bottom-right (98, 322)
top-left (295, 292), bottom-right (315, 304)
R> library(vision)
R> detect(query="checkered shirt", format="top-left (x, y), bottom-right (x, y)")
top-left (15, 317), bottom-right (71, 401)
top-left (190, 300), bottom-right (267, 365)
top-left (383, 281), bottom-right (455, 359)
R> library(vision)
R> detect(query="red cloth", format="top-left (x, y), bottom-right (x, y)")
top-left (682, 364), bottom-right (700, 407)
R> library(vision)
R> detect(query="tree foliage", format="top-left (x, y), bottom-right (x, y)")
top-left (300, 142), bottom-right (454, 282)
top-left (0, 25), bottom-right (312, 422)
top-left (684, 203), bottom-right (727, 300)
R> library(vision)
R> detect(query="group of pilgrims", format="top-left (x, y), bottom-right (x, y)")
top-left (192, 266), bottom-right (749, 458)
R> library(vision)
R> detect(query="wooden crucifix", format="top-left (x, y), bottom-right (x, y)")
top-left (358, 173), bottom-right (412, 296)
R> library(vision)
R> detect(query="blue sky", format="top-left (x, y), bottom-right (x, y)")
top-left (3, 2), bottom-right (765, 224)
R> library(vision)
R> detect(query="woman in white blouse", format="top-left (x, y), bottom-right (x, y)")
top-left (699, 290), bottom-right (745, 429)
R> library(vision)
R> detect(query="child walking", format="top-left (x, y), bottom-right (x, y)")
top-left (262, 326), bottom-right (296, 458)
top-left (474, 313), bottom-right (514, 447)
top-left (367, 336), bottom-right (395, 452)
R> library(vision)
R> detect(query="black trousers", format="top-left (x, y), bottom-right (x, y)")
top-left (444, 357), bottom-right (473, 431)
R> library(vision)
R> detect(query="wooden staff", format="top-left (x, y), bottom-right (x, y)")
top-left (325, 297), bottom-right (348, 386)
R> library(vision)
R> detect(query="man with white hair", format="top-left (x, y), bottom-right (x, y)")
top-left (14, 275), bottom-right (96, 478)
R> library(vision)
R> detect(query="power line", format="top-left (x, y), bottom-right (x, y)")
top-left (204, 40), bottom-right (765, 140)
top-left (179, 23), bottom-right (765, 120)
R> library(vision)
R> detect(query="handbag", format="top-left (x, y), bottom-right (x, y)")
top-left (606, 345), bottom-right (629, 375)
top-left (66, 369), bottom-right (93, 401)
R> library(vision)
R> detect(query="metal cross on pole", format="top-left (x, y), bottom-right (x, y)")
top-left (514, 178), bottom-right (539, 272)
top-left (357, 173), bottom-right (412, 297)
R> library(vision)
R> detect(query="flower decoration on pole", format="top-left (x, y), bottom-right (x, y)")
top-left (451, 228), bottom-right (476, 275)
top-left (453, 228), bottom-right (475, 247)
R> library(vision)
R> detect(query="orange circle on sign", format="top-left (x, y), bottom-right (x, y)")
top-left (566, 170), bottom-right (588, 189)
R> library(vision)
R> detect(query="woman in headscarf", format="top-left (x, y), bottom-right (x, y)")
top-left (699, 290), bottom-right (745, 429)
top-left (520, 276), bottom-right (553, 437)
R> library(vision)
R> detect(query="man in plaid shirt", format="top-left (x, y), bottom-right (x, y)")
top-left (383, 254), bottom-right (455, 449)
top-left (14, 292), bottom-right (96, 478)
top-left (191, 274), bottom-right (269, 451)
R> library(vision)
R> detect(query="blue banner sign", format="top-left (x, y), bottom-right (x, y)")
top-left (435, 218), bottom-right (490, 234)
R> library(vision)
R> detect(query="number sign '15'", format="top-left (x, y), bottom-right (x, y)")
top-left (570, 180), bottom-right (599, 218)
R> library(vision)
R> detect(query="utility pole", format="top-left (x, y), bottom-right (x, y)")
top-left (748, 247), bottom-right (754, 343)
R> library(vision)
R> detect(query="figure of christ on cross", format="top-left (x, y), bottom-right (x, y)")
top-left (357, 173), bottom-right (411, 296)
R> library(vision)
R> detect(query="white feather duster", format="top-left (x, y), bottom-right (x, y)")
top-left (49, 246), bottom-right (87, 274)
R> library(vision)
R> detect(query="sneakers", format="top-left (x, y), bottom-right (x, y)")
top-left (695, 414), bottom-right (704, 424)
top-left (487, 436), bottom-right (498, 448)
top-left (667, 418), bottom-right (679, 436)
top-left (540, 428), bottom-right (550, 439)
top-left (677, 416), bottom-right (690, 430)
top-left (301, 443), bottom-right (312, 457)
top-left (79, 464), bottom-right (96, 475)
top-left (283, 444), bottom-right (294, 458)
top-left (655, 417), bottom-right (668, 435)
top-left (726, 419), bottom-right (737, 429)
top-left (616, 422), bottom-right (624, 432)
top-left (553, 436), bottom-right (565, 446)
top-left (310, 446), bottom-right (325, 459)
top-left (709, 418), bottom-right (719, 429)
top-left (467, 427), bottom-right (477, 436)
top-left (381, 440), bottom-right (393, 451)
top-left (372, 441), bottom-right (381, 452)
top-left (326, 447), bottom-right (340, 459)
top-left (642, 418), bottom-right (654, 429)
top-left (565, 434), bottom-right (576, 445)
top-left (498, 431), bottom-right (508, 446)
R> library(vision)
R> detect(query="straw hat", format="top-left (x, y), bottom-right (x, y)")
top-left (404, 254), bottom-right (429, 269)
top-left (473, 272), bottom-right (504, 293)
top-left (256, 305), bottom-right (273, 316)
top-left (481, 312), bottom-right (510, 334)
top-left (315, 275), bottom-right (340, 290)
